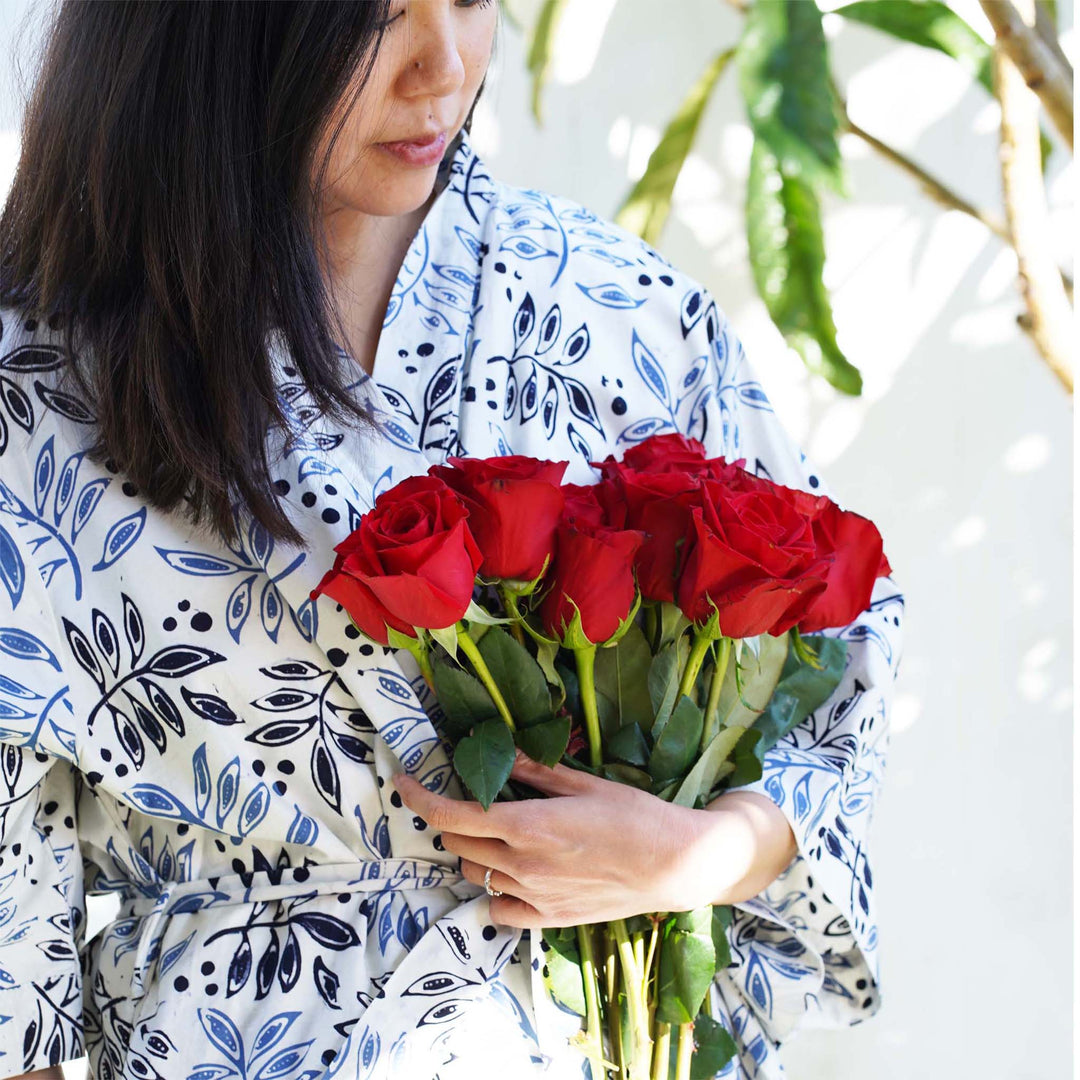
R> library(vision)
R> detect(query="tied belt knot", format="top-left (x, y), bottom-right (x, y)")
top-left (111, 857), bottom-right (473, 1003)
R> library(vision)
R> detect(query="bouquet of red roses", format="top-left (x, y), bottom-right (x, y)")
top-left (310, 433), bottom-right (891, 1080)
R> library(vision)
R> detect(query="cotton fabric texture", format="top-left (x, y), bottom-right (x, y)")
top-left (0, 127), bottom-right (904, 1080)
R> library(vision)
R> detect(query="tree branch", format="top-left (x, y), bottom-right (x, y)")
top-left (993, 9), bottom-right (1074, 393)
top-left (979, 0), bottom-right (1074, 151)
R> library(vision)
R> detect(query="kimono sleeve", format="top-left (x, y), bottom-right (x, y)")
top-left (0, 518), bottom-right (87, 1075)
top-left (667, 284), bottom-right (905, 1043)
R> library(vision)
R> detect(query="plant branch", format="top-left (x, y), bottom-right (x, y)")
top-left (979, 0), bottom-right (1074, 150)
top-left (992, 6), bottom-right (1074, 394)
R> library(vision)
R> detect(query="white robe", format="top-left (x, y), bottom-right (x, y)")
top-left (0, 126), bottom-right (904, 1080)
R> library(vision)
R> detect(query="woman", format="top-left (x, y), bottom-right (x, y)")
top-left (0, 3), bottom-right (904, 1079)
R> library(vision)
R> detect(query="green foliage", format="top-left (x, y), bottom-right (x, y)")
top-left (452, 717), bottom-right (517, 810)
top-left (655, 906), bottom-right (716, 1025)
top-left (746, 138), bottom-right (862, 394)
top-left (737, 0), bottom-right (845, 193)
top-left (594, 620), bottom-right (654, 730)
top-left (540, 926), bottom-right (587, 1015)
top-left (430, 653), bottom-right (499, 740)
top-left (615, 49), bottom-right (735, 245)
top-left (477, 626), bottom-right (554, 728)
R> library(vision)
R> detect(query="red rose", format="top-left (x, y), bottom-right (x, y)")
top-left (309, 474), bottom-right (482, 644)
top-left (677, 477), bottom-right (831, 638)
top-left (560, 482), bottom-right (610, 529)
top-left (706, 466), bottom-right (893, 632)
top-left (792, 500), bottom-right (890, 633)
top-left (593, 433), bottom-right (746, 480)
top-left (596, 465), bottom-right (703, 602)
top-left (538, 520), bottom-right (645, 645)
top-left (428, 454), bottom-right (568, 581)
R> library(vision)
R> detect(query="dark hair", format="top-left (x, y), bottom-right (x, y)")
top-left (0, 1), bottom-right (495, 548)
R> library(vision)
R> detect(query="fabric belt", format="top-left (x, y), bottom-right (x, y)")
top-left (109, 857), bottom-right (472, 1003)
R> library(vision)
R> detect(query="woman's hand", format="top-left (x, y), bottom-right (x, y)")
top-left (391, 748), bottom-right (748, 928)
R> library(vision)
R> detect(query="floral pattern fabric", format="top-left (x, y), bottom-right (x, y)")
top-left (0, 126), bottom-right (904, 1080)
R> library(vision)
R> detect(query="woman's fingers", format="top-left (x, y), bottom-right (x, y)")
top-left (508, 748), bottom-right (594, 796)
top-left (392, 771), bottom-right (518, 838)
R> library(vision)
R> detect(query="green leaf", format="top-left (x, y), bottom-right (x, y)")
top-left (656, 906), bottom-right (716, 1026)
top-left (687, 1012), bottom-right (739, 1079)
top-left (737, 0), bottom-right (845, 194)
top-left (594, 619), bottom-right (654, 730)
top-left (670, 723), bottom-right (745, 809)
top-left (657, 602), bottom-right (692, 652)
top-left (713, 629), bottom-right (789, 731)
top-left (648, 695), bottom-right (704, 784)
top-left (744, 635), bottom-right (848, 764)
top-left (711, 905), bottom-right (733, 974)
top-left (725, 727), bottom-right (764, 789)
top-left (540, 927), bottom-right (587, 1015)
top-left (601, 763), bottom-right (654, 791)
top-left (835, 1), bottom-right (991, 90)
top-left (834, 0), bottom-right (1055, 166)
top-left (430, 654), bottom-right (499, 740)
top-left (596, 687), bottom-right (621, 741)
top-left (477, 626), bottom-right (553, 728)
top-left (526, 0), bottom-right (571, 126)
top-left (614, 48), bottom-right (736, 245)
top-left (556, 660), bottom-right (580, 720)
top-left (746, 137), bottom-right (862, 395)
top-left (514, 714), bottom-right (571, 768)
top-left (607, 721), bottom-right (650, 767)
top-left (452, 717), bottom-right (516, 810)
top-left (648, 635), bottom-right (689, 736)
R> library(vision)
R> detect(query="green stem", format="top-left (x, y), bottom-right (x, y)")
top-left (398, 634), bottom-right (436, 694)
top-left (577, 923), bottom-right (611, 1080)
top-left (603, 927), bottom-right (623, 1078)
top-left (575, 643), bottom-right (603, 769)
top-left (674, 1021), bottom-right (694, 1080)
top-left (455, 627), bottom-right (517, 732)
top-left (611, 918), bottom-right (651, 1078)
top-left (676, 629), bottom-right (712, 704)
top-left (699, 636), bottom-right (732, 755)
top-left (651, 1021), bottom-right (672, 1080)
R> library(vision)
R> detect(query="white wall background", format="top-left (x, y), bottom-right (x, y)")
top-left (1, 1), bottom-right (1073, 1078)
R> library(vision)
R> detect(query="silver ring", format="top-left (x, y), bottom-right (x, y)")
top-left (484, 866), bottom-right (503, 897)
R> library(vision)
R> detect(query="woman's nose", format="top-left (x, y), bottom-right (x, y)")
top-left (398, 6), bottom-right (467, 98)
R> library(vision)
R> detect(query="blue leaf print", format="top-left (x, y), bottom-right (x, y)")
top-left (374, 670), bottom-right (414, 705)
top-left (553, 322), bottom-right (589, 366)
top-left (253, 1041), bottom-right (315, 1080)
top-left (512, 293), bottom-right (535, 349)
top-left (185, 1065), bottom-right (237, 1080)
top-left (297, 455), bottom-right (337, 480)
top-left (378, 903), bottom-right (394, 956)
top-left (0, 625), bottom-right (61, 672)
top-left (193, 743), bottom-right (211, 816)
top-left (0, 375), bottom-right (33, 434)
top-left (145, 644), bottom-right (227, 678)
top-left (744, 951), bottom-right (773, 1016)
top-left (92, 609), bottom-right (121, 676)
top-left (312, 955), bottom-right (341, 1008)
top-left (93, 506), bottom-right (147, 571)
top-left (0, 523), bottom-right (25, 609)
top-left (680, 287), bottom-right (705, 337)
top-left (156, 548), bottom-right (241, 576)
top-left (70, 477), bottom-right (109, 544)
top-left (159, 930), bottom-right (196, 978)
top-left (127, 784), bottom-right (199, 822)
top-left (631, 329), bottom-right (671, 409)
top-left (540, 375), bottom-right (558, 439)
top-left (792, 772), bottom-right (813, 823)
top-left (198, 1008), bottom-right (245, 1070)
top-left (575, 281), bottom-right (645, 310)
top-left (33, 437), bottom-right (55, 517)
top-left (238, 782), bottom-right (271, 838)
top-left (397, 904), bottom-right (427, 950)
top-left (168, 686), bottom-right (227, 730)
top-left (498, 236), bottom-right (555, 262)
top-left (736, 381), bottom-right (772, 411)
top-left (35, 382), bottom-right (95, 425)
top-left (53, 450), bottom-right (83, 524)
top-left (286, 804), bottom-right (319, 847)
top-left (616, 417), bottom-right (672, 445)
top-left (251, 1013), bottom-right (301, 1062)
top-left (290, 597), bottom-right (317, 643)
top-left (259, 578), bottom-right (284, 642)
top-left (121, 593), bottom-right (145, 665)
top-left (535, 303), bottom-right (561, 355)
top-left (292, 912), bottom-right (360, 951)
top-left (559, 373), bottom-right (605, 436)
top-left (226, 573), bottom-right (256, 642)
top-left (215, 756), bottom-right (241, 828)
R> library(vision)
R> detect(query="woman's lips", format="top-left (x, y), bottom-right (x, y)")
top-left (377, 130), bottom-right (447, 166)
